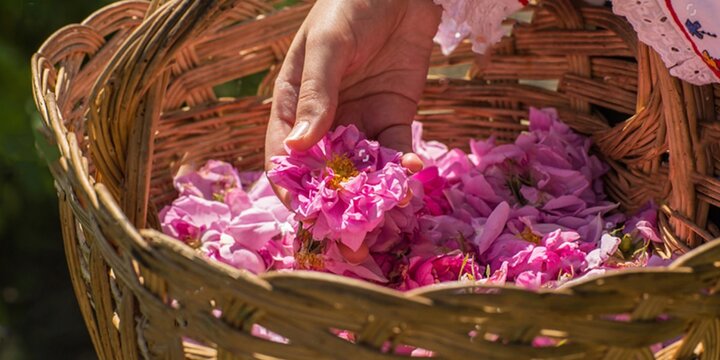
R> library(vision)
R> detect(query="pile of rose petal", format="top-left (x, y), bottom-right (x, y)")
top-left (161, 108), bottom-right (672, 292)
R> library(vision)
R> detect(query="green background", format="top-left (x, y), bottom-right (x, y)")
top-left (1, 0), bottom-right (111, 358)
top-left (0, 2), bottom-right (302, 358)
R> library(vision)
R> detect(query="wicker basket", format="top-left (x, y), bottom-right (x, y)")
top-left (31, 0), bottom-right (720, 358)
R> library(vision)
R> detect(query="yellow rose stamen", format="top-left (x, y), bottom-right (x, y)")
top-left (295, 223), bottom-right (325, 270)
top-left (518, 226), bottom-right (542, 244)
top-left (326, 154), bottom-right (359, 190)
top-left (458, 254), bottom-right (477, 282)
top-left (296, 252), bottom-right (325, 271)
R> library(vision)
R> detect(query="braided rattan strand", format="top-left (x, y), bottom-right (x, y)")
top-left (31, 0), bottom-right (720, 358)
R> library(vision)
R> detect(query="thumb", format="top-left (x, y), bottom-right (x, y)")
top-left (284, 35), bottom-right (349, 151)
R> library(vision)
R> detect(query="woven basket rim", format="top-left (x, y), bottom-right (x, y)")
top-left (29, 0), bottom-right (720, 358)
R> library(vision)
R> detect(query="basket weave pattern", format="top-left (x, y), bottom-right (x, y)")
top-left (31, 0), bottom-right (720, 358)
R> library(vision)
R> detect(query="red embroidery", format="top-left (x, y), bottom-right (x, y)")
top-left (664, 0), bottom-right (720, 78)
top-left (702, 50), bottom-right (720, 71)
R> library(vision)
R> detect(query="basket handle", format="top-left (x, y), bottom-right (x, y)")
top-left (86, 0), bottom-right (235, 228)
top-left (147, 0), bottom-right (173, 15)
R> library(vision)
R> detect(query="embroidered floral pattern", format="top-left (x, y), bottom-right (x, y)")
top-left (664, 0), bottom-right (720, 82)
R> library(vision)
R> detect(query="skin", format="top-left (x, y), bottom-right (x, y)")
top-left (265, 0), bottom-right (442, 262)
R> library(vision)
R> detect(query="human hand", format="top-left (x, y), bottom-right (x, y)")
top-left (265, 0), bottom-right (442, 175)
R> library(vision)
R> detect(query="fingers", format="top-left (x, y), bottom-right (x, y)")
top-left (265, 26), bottom-right (307, 165)
top-left (376, 124), bottom-right (423, 173)
top-left (377, 123), bottom-right (413, 155)
top-left (337, 88), bottom-right (418, 145)
top-left (265, 114), bottom-right (293, 208)
top-left (284, 31), bottom-right (351, 151)
top-left (266, 26), bottom-right (308, 208)
top-left (401, 153), bottom-right (424, 174)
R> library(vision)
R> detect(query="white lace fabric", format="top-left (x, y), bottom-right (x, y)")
top-left (433, 0), bottom-right (720, 85)
top-left (613, 0), bottom-right (719, 85)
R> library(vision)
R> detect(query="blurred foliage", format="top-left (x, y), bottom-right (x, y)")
top-left (0, 0), bottom-right (110, 359)
top-left (214, 70), bottom-right (270, 98)
top-left (1, 1), bottom-right (301, 358)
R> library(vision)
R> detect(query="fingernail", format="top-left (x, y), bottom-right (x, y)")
top-left (401, 153), bottom-right (424, 174)
top-left (285, 121), bottom-right (309, 142)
